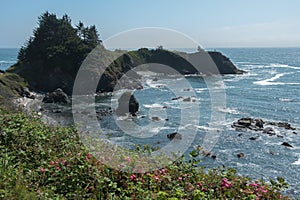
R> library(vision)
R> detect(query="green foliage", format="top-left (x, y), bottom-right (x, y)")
top-left (0, 73), bottom-right (27, 109)
top-left (8, 12), bottom-right (101, 94)
top-left (0, 109), bottom-right (292, 199)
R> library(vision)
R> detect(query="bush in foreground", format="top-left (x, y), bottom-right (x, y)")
top-left (0, 109), bottom-right (291, 199)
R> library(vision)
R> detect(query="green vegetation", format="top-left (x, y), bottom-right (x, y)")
top-left (0, 72), bottom-right (27, 108)
top-left (8, 12), bottom-right (101, 94)
top-left (0, 108), bottom-right (291, 199)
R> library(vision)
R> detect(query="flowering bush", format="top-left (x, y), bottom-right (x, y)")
top-left (0, 109), bottom-right (291, 199)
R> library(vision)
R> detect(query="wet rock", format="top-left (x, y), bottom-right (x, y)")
top-left (281, 142), bottom-right (293, 148)
top-left (116, 91), bottom-right (139, 116)
top-left (292, 132), bottom-right (298, 135)
top-left (278, 122), bottom-right (291, 129)
top-left (211, 155), bottom-right (217, 159)
top-left (21, 87), bottom-right (35, 99)
top-left (237, 118), bottom-right (253, 127)
top-left (52, 108), bottom-right (62, 113)
top-left (248, 125), bottom-right (261, 131)
top-left (255, 119), bottom-right (264, 128)
top-left (183, 97), bottom-right (191, 102)
top-left (277, 135), bottom-right (284, 138)
top-left (237, 152), bottom-right (245, 158)
top-left (167, 132), bottom-right (182, 140)
top-left (152, 116), bottom-right (160, 121)
top-left (43, 88), bottom-right (69, 104)
top-left (238, 133), bottom-right (243, 137)
top-left (202, 151), bottom-right (211, 157)
top-left (171, 96), bottom-right (183, 101)
top-left (263, 127), bottom-right (275, 136)
top-left (162, 106), bottom-right (168, 109)
top-left (153, 77), bottom-right (158, 81)
top-left (249, 136), bottom-right (259, 140)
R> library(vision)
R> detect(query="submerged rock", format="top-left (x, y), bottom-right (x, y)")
top-left (167, 132), bottom-right (182, 140)
top-left (263, 127), bottom-right (276, 136)
top-left (237, 152), bottom-right (245, 158)
top-left (43, 88), bottom-right (69, 104)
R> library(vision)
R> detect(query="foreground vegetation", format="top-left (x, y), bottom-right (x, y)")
top-left (0, 108), bottom-right (292, 199)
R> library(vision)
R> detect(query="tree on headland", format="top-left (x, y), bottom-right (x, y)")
top-left (11, 12), bottom-right (101, 93)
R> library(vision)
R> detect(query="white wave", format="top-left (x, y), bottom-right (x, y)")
top-left (218, 107), bottom-right (240, 114)
top-left (196, 125), bottom-right (221, 132)
top-left (145, 79), bottom-right (166, 88)
top-left (0, 60), bottom-right (16, 64)
top-left (195, 88), bottom-right (207, 93)
top-left (279, 98), bottom-right (293, 102)
top-left (292, 158), bottom-right (300, 165)
top-left (270, 63), bottom-right (300, 70)
top-left (253, 73), bottom-right (300, 86)
top-left (144, 103), bottom-right (164, 108)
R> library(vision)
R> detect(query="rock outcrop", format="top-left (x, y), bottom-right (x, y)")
top-left (116, 91), bottom-right (139, 116)
top-left (42, 88), bottom-right (69, 104)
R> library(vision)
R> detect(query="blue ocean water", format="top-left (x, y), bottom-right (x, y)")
top-left (0, 48), bottom-right (18, 70)
top-left (97, 48), bottom-right (300, 196)
top-left (1, 48), bottom-right (300, 196)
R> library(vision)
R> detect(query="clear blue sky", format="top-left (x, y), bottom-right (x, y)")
top-left (1, 0), bottom-right (300, 48)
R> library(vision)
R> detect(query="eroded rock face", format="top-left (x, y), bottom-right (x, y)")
top-left (116, 91), bottom-right (139, 116)
top-left (43, 88), bottom-right (69, 104)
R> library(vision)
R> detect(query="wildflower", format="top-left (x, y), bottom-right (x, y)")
top-left (40, 166), bottom-right (45, 173)
top-left (154, 175), bottom-right (160, 181)
top-left (119, 163), bottom-right (125, 168)
top-left (178, 176), bottom-right (183, 181)
top-left (196, 182), bottom-right (202, 187)
top-left (221, 178), bottom-right (232, 189)
top-left (50, 160), bottom-right (55, 165)
top-left (161, 168), bottom-right (166, 174)
top-left (63, 160), bottom-right (68, 166)
top-left (250, 182), bottom-right (259, 187)
top-left (130, 174), bottom-right (136, 181)
top-left (256, 186), bottom-right (268, 194)
top-left (86, 153), bottom-right (92, 159)
top-left (125, 157), bottom-right (132, 163)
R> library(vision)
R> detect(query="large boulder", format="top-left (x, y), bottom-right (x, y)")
top-left (43, 88), bottom-right (69, 104)
top-left (116, 91), bottom-right (139, 116)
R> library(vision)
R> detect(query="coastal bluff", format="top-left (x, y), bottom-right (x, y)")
top-left (8, 48), bottom-right (244, 95)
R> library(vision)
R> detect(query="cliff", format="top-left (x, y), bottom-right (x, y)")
top-left (8, 48), bottom-right (244, 95)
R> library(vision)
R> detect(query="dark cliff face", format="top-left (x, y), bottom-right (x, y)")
top-left (9, 48), bottom-right (244, 95)
top-left (207, 51), bottom-right (245, 74)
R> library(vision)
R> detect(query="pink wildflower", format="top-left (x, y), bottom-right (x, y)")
top-left (86, 153), bottom-right (92, 159)
top-left (40, 166), bottom-right (45, 173)
top-left (196, 182), bottom-right (202, 187)
top-left (50, 160), bottom-right (55, 165)
top-left (160, 168), bottom-right (166, 174)
top-left (178, 176), bottom-right (183, 181)
top-left (154, 175), bottom-right (160, 181)
top-left (221, 178), bottom-right (232, 189)
top-left (125, 157), bottom-right (132, 163)
top-left (130, 174), bottom-right (136, 181)
top-left (250, 182), bottom-right (259, 187)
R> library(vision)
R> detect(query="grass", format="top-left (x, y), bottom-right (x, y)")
top-left (0, 108), bottom-right (293, 199)
top-left (0, 72), bottom-right (27, 108)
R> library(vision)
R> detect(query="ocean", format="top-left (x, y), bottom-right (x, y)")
top-left (0, 48), bottom-right (18, 70)
top-left (1, 48), bottom-right (300, 196)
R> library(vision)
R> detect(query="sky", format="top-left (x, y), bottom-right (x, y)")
top-left (1, 0), bottom-right (300, 48)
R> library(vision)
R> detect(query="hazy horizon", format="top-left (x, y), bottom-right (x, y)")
top-left (1, 0), bottom-right (300, 48)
